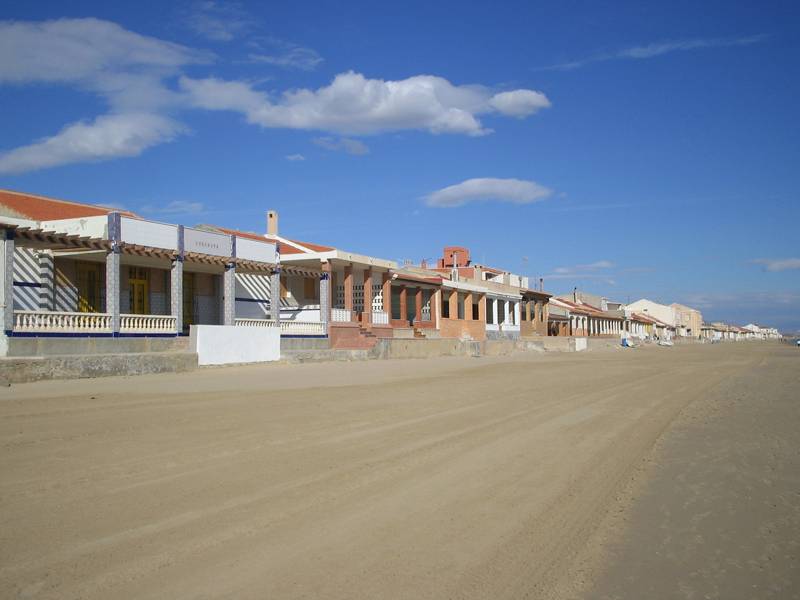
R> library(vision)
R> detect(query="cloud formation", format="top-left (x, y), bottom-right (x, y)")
top-left (286, 153), bottom-right (306, 161)
top-left (750, 258), bottom-right (800, 272)
top-left (141, 200), bottom-right (206, 215)
top-left (313, 136), bottom-right (370, 155)
top-left (0, 113), bottom-right (184, 174)
top-left (425, 178), bottom-right (553, 208)
top-left (248, 37), bottom-right (324, 71)
top-left (0, 18), bottom-right (549, 173)
top-left (180, 71), bottom-right (550, 136)
top-left (537, 34), bottom-right (766, 71)
top-left (184, 1), bottom-right (253, 42)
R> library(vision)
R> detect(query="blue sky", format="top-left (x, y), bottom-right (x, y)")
top-left (1, 1), bottom-right (799, 330)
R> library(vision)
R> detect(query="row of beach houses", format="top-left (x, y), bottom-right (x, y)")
top-left (0, 189), bottom-right (781, 370)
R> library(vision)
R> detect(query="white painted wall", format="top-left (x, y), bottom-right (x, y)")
top-left (626, 299), bottom-right (676, 327)
top-left (190, 324), bottom-right (280, 365)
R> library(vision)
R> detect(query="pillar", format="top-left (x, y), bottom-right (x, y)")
top-left (399, 285), bottom-right (407, 323)
top-left (381, 272), bottom-right (391, 316)
top-left (464, 292), bottom-right (472, 321)
top-left (363, 268), bottom-right (373, 322)
top-left (223, 263), bottom-right (235, 326)
top-left (270, 269), bottom-right (280, 322)
top-left (320, 261), bottom-right (331, 328)
top-left (106, 247), bottom-right (121, 333)
top-left (414, 287), bottom-right (423, 323)
top-left (170, 258), bottom-right (183, 333)
top-left (478, 294), bottom-right (486, 323)
top-left (525, 300), bottom-right (531, 322)
top-left (38, 250), bottom-right (54, 311)
top-left (343, 265), bottom-right (353, 318)
top-left (1, 229), bottom-right (14, 333)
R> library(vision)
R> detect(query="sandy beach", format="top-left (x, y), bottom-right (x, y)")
top-left (1, 342), bottom-right (797, 599)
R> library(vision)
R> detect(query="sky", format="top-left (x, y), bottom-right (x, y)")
top-left (1, 1), bottom-right (798, 331)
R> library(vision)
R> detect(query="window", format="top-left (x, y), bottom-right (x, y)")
top-left (487, 299), bottom-right (494, 324)
top-left (472, 299), bottom-right (480, 321)
top-left (510, 302), bottom-right (516, 325)
top-left (441, 291), bottom-right (450, 319)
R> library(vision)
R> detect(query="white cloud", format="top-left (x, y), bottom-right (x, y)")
top-left (424, 178), bottom-right (553, 208)
top-left (142, 200), bottom-right (206, 215)
top-left (286, 153), bottom-right (305, 161)
top-left (489, 90), bottom-right (550, 117)
top-left (537, 34), bottom-right (767, 71)
top-left (0, 113), bottom-right (184, 174)
top-left (313, 136), bottom-right (370, 155)
top-left (248, 37), bottom-right (324, 71)
top-left (180, 71), bottom-right (550, 136)
top-left (0, 18), bottom-right (549, 173)
top-left (0, 18), bottom-right (208, 173)
top-left (552, 260), bottom-right (614, 274)
top-left (751, 258), bottom-right (800, 272)
top-left (184, 1), bottom-right (253, 42)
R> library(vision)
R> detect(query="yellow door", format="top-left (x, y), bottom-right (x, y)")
top-left (128, 267), bottom-right (150, 315)
top-left (76, 263), bottom-right (102, 313)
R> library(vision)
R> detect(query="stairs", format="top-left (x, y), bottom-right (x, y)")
top-left (412, 328), bottom-right (426, 339)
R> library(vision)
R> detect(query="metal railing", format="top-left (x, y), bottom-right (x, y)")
top-left (13, 310), bottom-right (112, 333)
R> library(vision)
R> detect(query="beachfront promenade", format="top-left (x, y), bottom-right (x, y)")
top-left (1, 342), bottom-right (797, 599)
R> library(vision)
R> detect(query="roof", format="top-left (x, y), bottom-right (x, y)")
top-left (0, 189), bottom-right (138, 221)
top-left (390, 270), bottom-right (443, 285)
top-left (204, 225), bottom-right (332, 255)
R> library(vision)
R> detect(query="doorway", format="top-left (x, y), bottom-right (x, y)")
top-left (128, 267), bottom-right (150, 315)
top-left (76, 262), bottom-right (104, 313)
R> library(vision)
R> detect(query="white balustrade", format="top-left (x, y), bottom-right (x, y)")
top-left (331, 308), bottom-right (352, 322)
top-left (280, 321), bottom-right (326, 336)
top-left (369, 310), bottom-right (389, 325)
top-left (14, 310), bottom-right (112, 333)
top-left (120, 314), bottom-right (177, 333)
top-left (235, 318), bottom-right (277, 328)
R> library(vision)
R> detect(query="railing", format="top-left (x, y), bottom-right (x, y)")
top-left (14, 310), bottom-right (112, 333)
top-left (235, 318), bottom-right (277, 328)
top-left (368, 310), bottom-right (389, 325)
top-left (235, 318), bottom-right (325, 336)
top-left (280, 321), bottom-right (325, 336)
top-left (120, 314), bottom-right (177, 333)
top-left (331, 308), bottom-right (352, 322)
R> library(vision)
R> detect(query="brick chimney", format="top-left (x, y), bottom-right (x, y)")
top-left (267, 210), bottom-right (278, 236)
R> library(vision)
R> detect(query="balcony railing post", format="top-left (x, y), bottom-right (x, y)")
top-left (1, 228), bottom-right (14, 334)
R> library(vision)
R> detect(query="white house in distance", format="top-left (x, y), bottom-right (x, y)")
top-left (626, 299), bottom-right (675, 328)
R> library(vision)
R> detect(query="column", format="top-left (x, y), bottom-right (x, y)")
top-left (170, 258), bottom-right (183, 333)
top-left (381, 272), bottom-right (391, 316)
top-left (414, 287), bottom-right (423, 323)
top-left (270, 269), bottom-right (280, 322)
top-left (525, 300), bottom-right (531, 322)
top-left (363, 268), bottom-right (373, 323)
top-left (478, 294), bottom-right (486, 323)
top-left (222, 263), bottom-right (235, 326)
top-left (343, 265), bottom-right (353, 319)
top-left (464, 292), bottom-right (472, 321)
top-left (1, 229), bottom-right (14, 333)
top-left (320, 261), bottom-right (331, 329)
top-left (399, 285), bottom-right (407, 324)
top-left (38, 250), bottom-right (55, 311)
top-left (106, 247), bottom-right (121, 334)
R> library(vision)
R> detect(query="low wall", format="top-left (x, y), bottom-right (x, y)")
top-left (281, 337), bottom-right (330, 351)
top-left (0, 352), bottom-right (197, 384)
top-left (484, 339), bottom-right (545, 356)
top-left (190, 325), bottom-right (280, 366)
top-left (370, 338), bottom-right (482, 360)
top-left (0, 335), bottom-right (189, 358)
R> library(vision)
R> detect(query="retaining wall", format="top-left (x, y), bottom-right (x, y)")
top-left (0, 352), bottom-right (197, 385)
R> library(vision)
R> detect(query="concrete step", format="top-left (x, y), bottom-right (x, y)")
top-left (282, 348), bottom-right (372, 363)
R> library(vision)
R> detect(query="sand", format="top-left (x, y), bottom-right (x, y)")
top-left (0, 343), bottom-right (797, 599)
